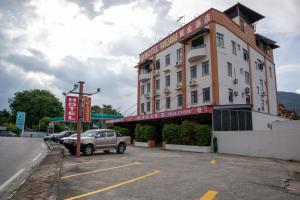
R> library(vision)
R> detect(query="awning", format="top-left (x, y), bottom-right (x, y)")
top-left (179, 28), bottom-right (209, 44)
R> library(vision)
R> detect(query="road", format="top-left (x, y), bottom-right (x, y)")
top-left (0, 137), bottom-right (47, 198)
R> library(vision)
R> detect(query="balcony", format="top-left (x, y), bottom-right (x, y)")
top-left (187, 45), bottom-right (207, 62)
top-left (188, 79), bottom-right (198, 86)
top-left (153, 70), bottom-right (160, 77)
top-left (175, 83), bottom-right (182, 90)
top-left (139, 70), bottom-right (151, 81)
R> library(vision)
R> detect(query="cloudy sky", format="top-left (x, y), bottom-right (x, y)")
top-left (0, 0), bottom-right (299, 116)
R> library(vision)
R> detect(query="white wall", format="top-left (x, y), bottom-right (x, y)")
top-left (214, 120), bottom-right (300, 161)
top-left (252, 111), bottom-right (288, 130)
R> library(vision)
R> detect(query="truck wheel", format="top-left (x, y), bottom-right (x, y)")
top-left (117, 143), bottom-right (126, 154)
top-left (83, 145), bottom-right (94, 156)
top-left (69, 148), bottom-right (76, 155)
top-left (104, 150), bottom-right (110, 154)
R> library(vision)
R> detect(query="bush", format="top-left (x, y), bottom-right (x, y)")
top-left (134, 124), bottom-right (142, 141)
top-left (5, 123), bottom-right (20, 135)
top-left (194, 124), bottom-right (212, 146)
top-left (107, 126), bottom-right (130, 136)
top-left (162, 124), bottom-right (180, 144)
top-left (179, 121), bottom-right (197, 145)
top-left (134, 124), bottom-right (156, 142)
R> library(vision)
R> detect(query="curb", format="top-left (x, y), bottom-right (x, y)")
top-left (13, 142), bottom-right (64, 200)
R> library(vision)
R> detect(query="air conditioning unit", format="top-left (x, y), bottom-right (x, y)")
top-left (234, 91), bottom-right (239, 96)
top-left (154, 70), bottom-right (160, 76)
top-left (164, 88), bottom-right (170, 93)
top-left (233, 78), bottom-right (238, 84)
top-left (258, 62), bottom-right (264, 70)
top-left (189, 80), bottom-right (197, 85)
top-left (144, 93), bottom-right (150, 98)
top-left (154, 91), bottom-right (160, 96)
top-left (176, 84), bottom-right (182, 89)
top-left (175, 61), bottom-right (182, 67)
top-left (244, 87), bottom-right (250, 94)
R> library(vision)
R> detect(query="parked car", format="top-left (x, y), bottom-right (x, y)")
top-left (64, 129), bottom-right (131, 156)
top-left (60, 133), bottom-right (80, 144)
top-left (0, 131), bottom-right (17, 137)
top-left (52, 131), bottom-right (75, 142)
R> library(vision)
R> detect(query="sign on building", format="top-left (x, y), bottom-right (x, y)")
top-left (83, 96), bottom-right (91, 122)
top-left (64, 96), bottom-right (79, 122)
top-left (16, 112), bottom-right (26, 135)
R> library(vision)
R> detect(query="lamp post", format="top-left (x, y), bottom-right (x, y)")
top-left (63, 81), bottom-right (101, 157)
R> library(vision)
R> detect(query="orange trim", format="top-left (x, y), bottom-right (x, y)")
top-left (209, 22), bottom-right (219, 105)
top-left (137, 70), bottom-right (140, 115)
top-left (182, 44), bottom-right (187, 108)
top-left (152, 55), bottom-right (156, 113)
top-left (210, 9), bottom-right (274, 64)
top-left (247, 44), bottom-right (254, 107)
top-left (264, 57), bottom-right (270, 114)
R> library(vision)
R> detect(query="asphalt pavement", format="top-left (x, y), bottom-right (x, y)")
top-left (0, 137), bottom-right (48, 199)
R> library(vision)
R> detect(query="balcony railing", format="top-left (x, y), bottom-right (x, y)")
top-left (187, 44), bottom-right (207, 62)
top-left (139, 70), bottom-right (151, 81)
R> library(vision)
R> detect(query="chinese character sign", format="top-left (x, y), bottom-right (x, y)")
top-left (64, 96), bottom-right (79, 122)
top-left (83, 97), bottom-right (91, 122)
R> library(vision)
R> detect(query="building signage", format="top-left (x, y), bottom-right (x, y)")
top-left (139, 9), bottom-right (212, 62)
top-left (107, 105), bottom-right (213, 124)
top-left (64, 96), bottom-right (79, 122)
top-left (16, 111), bottom-right (26, 130)
top-left (83, 96), bottom-right (91, 122)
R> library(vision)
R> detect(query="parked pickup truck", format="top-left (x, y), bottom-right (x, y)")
top-left (64, 129), bottom-right (130, 156)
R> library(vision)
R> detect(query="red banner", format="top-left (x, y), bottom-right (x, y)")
top-left (83, 97), bottom-right (91, 122)
top-left (64, 96), bottom-right (79, 122)
top-left (107, 105), bottom-right (213, 124)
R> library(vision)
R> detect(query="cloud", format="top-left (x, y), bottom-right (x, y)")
top-left (296, 89), bottom-right (300, 94)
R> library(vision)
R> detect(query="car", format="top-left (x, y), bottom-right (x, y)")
top-left (64, 129), bottom-right (131, 156)
top-left (58, 131), bottom-right (77, 144)
top-left (52, 131), bottom-right (75, 142)
top-left (0, 131), bottom-right (17, 137)
top-left (60, 133), bottom-right (80, 144)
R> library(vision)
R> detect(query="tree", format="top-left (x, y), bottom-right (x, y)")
top-left (0, 109), bottom-right (11, 125)
top-left (91, 104), bottom-right (121, 115)
top-left (9, 89), bottom-right (64, 128)
top-left (38, 116), bottom-right (50, 132)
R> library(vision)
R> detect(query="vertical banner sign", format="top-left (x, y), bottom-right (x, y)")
top-left (83, 96), bottom-right (91, 122)
top-left (64, 96), bottom-right (79, 122)
top-left (16, 112), bottom-right (26, 136)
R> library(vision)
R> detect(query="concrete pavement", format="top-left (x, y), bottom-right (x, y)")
top-left (0, 137), bottom-right (48, 199)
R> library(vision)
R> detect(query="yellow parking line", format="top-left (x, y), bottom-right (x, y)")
top-left (199, 190), bottom-right (218, 200)
top-left (63, 157), bottom-right (127, 167)
top-left (61, 162), bottom-right (141, 180)
top-left (64, 170), bottom-right (160, 200)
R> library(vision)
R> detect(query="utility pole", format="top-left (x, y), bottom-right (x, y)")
top-left (63, 81), bottom-right (100, 158)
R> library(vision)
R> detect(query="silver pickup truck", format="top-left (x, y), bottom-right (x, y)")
top-left (64, 129), bottom-right (130, 156)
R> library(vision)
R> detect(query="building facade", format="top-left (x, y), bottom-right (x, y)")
top-left (137, 3), bottom-right (279, 117)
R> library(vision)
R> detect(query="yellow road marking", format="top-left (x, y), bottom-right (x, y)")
top-left (210, 160), bottom-right (216, 165)
top-left (63, 157), bottom-right (127, 167)
top-left (199, 190), bottom-right (218, 200)
top-left (64, 170), bottom-right (160, 200)
top-left (61, 162), bottom-right (141, 180)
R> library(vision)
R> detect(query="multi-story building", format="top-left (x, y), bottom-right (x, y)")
top-left (108, 3), bottom-right (284, 132)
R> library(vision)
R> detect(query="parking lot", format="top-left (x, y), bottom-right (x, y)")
top-left (58, 146), bottom-right (300, 200)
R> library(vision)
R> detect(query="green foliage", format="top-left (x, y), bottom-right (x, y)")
top-left (106, 126), bottom-right (130, 136)
top-left (212, 137), bottom-right (218, 152)
top-left (91, 105), bottom-right (121, 116)
top-left (5, 123), bottom-right (20, 135)
top-left (54, 124), bottom-right (65, 132)
top-left (0, 109), bottom-right (11, 125)
top-left (162, 121), bottom-right (212, 146)
top-left (9, 89), bottom-right (63, 128)
top-left (38, 116), bottom-right (50, 132)
top-left (134, 124), bottom-right (156, 142)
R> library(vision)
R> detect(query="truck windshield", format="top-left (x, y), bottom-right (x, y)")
top-left (82, 130), bottom-right (98, 137)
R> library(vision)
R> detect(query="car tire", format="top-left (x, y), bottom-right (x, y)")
top-left (104, 150), bottom-right (110, 154)
top-left (69, 148), bottom-right (76, 155)
top-left (83, 144), bottom-right (94, 156)
top-left (117, 143), bottom-right (126, 154)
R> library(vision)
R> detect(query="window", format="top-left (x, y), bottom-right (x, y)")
top-left (244, 71), bottom-right (250, 84)
top-left (216, 33), bottom-right (224, 47)
top-left (246, 95), bottom-right (251, 104)
top-left (156, 59), bottom-right (160, 70)
top-left (228, 89), bottom-right (233, 102)
top-left (165, 75), bottom-right (170, 87)
top-left (261, 99), bottom-right (265, 111)
top-left (146, 101), bottom-right (150, 112)
top-left (141, 103), bottom-right (145, 113)
top-left (243, 49), bottom-right (248, 61)
top-left (191, 90), bottom-right (198, 104)
top-left (155, 99), bottom-right (160, 111)
top-left (165, 54), bottom-right (170, 66)
top-left (256, 59), bottom-right (264, 71)
top-left (96, 132), bottom-right (106, 138)
top-left (203, 87), bottom-right (210, 102)
top-left (106, 131), bottom-right (114, 137)
top-left (227, 62), bottom-right (233, 77)
top-left (146, 82), bottom-right (151, 93)
top-left (257, 86), bottom-right (260, 94)
top-left (141, 85), bottom-right (145, 95)
top-left (191, 65), bottom-right (197, 79)
top-left (260, 79), bottom-right (263, 93)
top-left (191, 36), bottom-right (204, 49)
top-left (231, 41), bottom-right (236, 55)
top-left (269, 66), bottom-right (272, 78)
top-left (155, 79), bottom-right (160, 91)
top-left (202, 61), bottom-right (209, 76)
top-left (176, 48), bottom-right (182, 63)
top-left (240, 68), bottom-right (243, 74)
top-left (177, 94), bottom-right (182, 107)
top-left (177, 71), bottom-right (182, 84)
top-left (166, 97), bottom-right (171, 109)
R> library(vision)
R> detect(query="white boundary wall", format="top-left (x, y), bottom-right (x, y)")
top-left (214, 120), bottom-right (300, 161)
top-left (252, 111), bottom-right (288, 130)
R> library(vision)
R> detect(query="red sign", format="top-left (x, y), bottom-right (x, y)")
top-left (139, 9), bottom-right (212, 62)
top-left (83, 97), bottom-right (91, 122)
top-left (107, 105), bottom-right (213, 124)
top-left (64, 96), bottom-right (79, 122)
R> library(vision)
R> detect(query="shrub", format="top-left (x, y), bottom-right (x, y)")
top-left (194, 124), bottom-right (212, 146)
top-left (107, 126), bottom-right (130, 136)
top-left (134, 124), bottom-right (156, 142)
top-left (134, 124), bottom-right (142, 141)
top-left (5, 123), bottom-right (20, 135)
top-left (162, 124), bottom-right (180, 144)
top-left (180, 121), bottom-right (197, 145)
